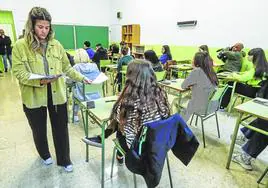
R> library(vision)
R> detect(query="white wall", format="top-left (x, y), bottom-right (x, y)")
top-left (109, 0), bottom-right (268, 48)
top-left (1, 0), bottom-right (111, 37)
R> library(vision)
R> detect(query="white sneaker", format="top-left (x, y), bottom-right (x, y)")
top-left (230, 134), bottom-right (247, 146)
top-left (64, 164), bottom-right (73, 172)
top-left (43, 157), bottom-right (53, 165)
top-left (74, 116), bottom-right (79, 122)
top-left (232, 153), bottom-right (252, 170)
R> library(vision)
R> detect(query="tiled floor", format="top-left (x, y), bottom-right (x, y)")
top-left (0, 72), bottom-right (267, 188)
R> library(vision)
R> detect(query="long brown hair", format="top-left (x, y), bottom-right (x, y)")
top-left (111, 60), bottom-right (170, 132)
top-left (193, 52), bottom-right (218, 86)
top-left (24, 7), bottom-right (54, 51)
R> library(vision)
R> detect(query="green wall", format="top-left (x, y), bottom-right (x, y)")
top-left (143, 44), bottom-right (264, 65)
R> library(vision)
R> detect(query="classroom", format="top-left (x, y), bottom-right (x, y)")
top-left (0, 0), bottom-right (267, 188)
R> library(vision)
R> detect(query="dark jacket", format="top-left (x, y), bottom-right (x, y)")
top-left (0, 35), bottom-right (12, 55)
top-left (92, 47), bottom-right (108, 69)
top-left (125, 113), bottom-right (199, 188)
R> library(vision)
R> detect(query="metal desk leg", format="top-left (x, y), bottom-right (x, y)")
top-left (101, 121), bottom-right (107, 188)
top-left (227, 81), bottom-right (237, 113)
top-left (226, 112), bottom-right (243, 169)
top-left (177, 93), bottom-right (182, 114)
top-left (85, 110), bottom-right (89, 162)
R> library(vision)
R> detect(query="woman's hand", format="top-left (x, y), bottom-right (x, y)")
top-left (40, 78), bottom-right (58, 85)
top-left (83, 78), bottom-right (92, 84)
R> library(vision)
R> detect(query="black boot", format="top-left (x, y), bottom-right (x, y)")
top-left (4, 68), bottom-right (7, 72)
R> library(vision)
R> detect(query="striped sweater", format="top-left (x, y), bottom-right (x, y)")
top-left (114, 99), bottom-right (169, 147)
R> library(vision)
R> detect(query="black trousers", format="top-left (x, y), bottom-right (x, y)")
top-left (242, 119), bottom-right (268, 158)
top-left (104, 125), bottom-right (129, 157)
top-left (221, 82), bottom-right (259, 108)
top-left (23, 84), bottom-right (71, 166)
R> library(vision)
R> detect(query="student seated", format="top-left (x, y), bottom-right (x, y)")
top-left (116, 46), bottom-right (133, 92)
top-left (144, 50), bottom-right (163, 72)
top-left (119, 41), bottom-right (131, 55)
top-left (92, 43), bottom-right (108, 70)
top-left (71, 49), bottom-right (101, 122)
top-left (220, 48), bottom-right (268, 109)
top-left (82, 60), bottom-right (170, 164)
top-left (199, 45), bottom-right (214, 66)
top-left (83, 41), bottom-right (95, 60)
top-left (232, 118), bottom-right (268, 170)
top-left (159, 45), bottom-right (172, 65)
top-left (181, 52), bottom-right (219, 121)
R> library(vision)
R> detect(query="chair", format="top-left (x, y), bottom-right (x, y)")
top-left (72, 82), bottom-right (105, 122)
top-left (110, 123), bottom-right (174, 188)
top-left (100, 59), bottom-right (112, 71)
top-left (110, 138), bottom-right (138, 188)
top-left (188, 84), bottom-right (228, 147)
top-left (155, 71), bottom-right (166, 81)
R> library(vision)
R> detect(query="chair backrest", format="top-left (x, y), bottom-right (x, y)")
top-left (122, 65), bottom-right (128, 71)
top-left (155, 71), bottom-right (166, 81)
top-left (100, 59), bottom-right (112, 69)
top-left (82, 82), bottom-right (104, 101)
top-left (205, 84), bottom-right (228, 113)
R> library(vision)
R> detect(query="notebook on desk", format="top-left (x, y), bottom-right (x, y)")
top-left (253, 98), bottom-right (268, 107)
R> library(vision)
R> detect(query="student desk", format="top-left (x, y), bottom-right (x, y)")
top-left (217, 72), bottom-right (238, 113)
top-left (226, 98), bottom-right (268, 185)
top-left (169, 64), bottom-right (193, 78)
top-left (158, 79), bottom-right (187, 113)
top-left (79, 96), bottom-right (117, 188)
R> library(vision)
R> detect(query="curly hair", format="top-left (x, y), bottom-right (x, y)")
top-left (111, 59), bottom-right (170, 132)
top-left (24, 7), bottom-right (54, 51)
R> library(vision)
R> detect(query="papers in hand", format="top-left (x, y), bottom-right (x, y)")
top-left (29, 73), bottom-right (62, 80)
top-left (91, 72), bottom-right (108, 84)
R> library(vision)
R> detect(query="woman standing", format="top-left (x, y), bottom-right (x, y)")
top-left (12, 7), bottom-right (90, 172)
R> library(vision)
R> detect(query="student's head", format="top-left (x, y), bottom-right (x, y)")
top-left (84, 41), bottom-right (91, 49)
top-left (113, 59), bottom-right (170, 131)
top-left (73, 49), bottom-right (90, 64)
top-left (0, 29), bottom-right (4, 36)
top-left (248, 48), bottom-right (268, 78)
top-left (199, 45), bottom-right (209, 53)
top-left (111, 44), bottom-right (119, 53)
top-left (193, 52), bottom-right (218, 86)
top-left (144, 50), bottom-right (159, 65)
top-left (120, 41), bottom-right (126, 47)
top-left (25, 7), bottom-right (53, 50)
top-left (121, 46), bottom-right (129, 56)
top-left (231, 43), bottom-right (244, 52)
top-left (96, 43), bottom-right (102, 50)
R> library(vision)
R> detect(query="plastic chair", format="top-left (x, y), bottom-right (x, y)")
top-left (110, 138), bottom-right (138, 188)
top-left (110, 128), bottom-right (173, 188)
top-left (72, 82), bottom-right (104, 122)
top-left (188, 84), bottom-right (228, 147)
top-left (100, 59), bottom-right (112, 70)
top-left (155, 71), bottom-right (166, 81)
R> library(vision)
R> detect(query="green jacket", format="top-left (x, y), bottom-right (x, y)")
top-left (231, 60), bottom-right (262, 87)
top-left (12, 38), bottom-right (85, 109)
top-left (223, 51), bottom-right (243, 72)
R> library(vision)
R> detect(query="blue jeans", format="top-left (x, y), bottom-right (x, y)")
top-left (2, 54), bottom-right (12, 69)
